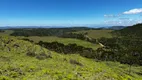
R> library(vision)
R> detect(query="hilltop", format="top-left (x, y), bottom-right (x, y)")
top-left (113, 23), bottom-right (142, 38)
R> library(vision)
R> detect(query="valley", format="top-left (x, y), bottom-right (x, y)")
top-left (0, 24), bottom-right (142, 80)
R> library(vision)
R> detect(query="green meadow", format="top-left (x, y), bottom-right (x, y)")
top-left (25, 36), bottom-right (101, 50)
top-left (0, 36), bottom-right (142, 80)
top-left (74, 30), bottom-right (113, 39)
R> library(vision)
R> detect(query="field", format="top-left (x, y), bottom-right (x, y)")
top-left (74, 30), bottom-right (113, 39)
top-left (0, 36), bottom-right (142, 80)
top-left (0, 29), bottom-right (113, 39)
top-left (24, 36), bottom-right (101, 50)
top-left (0, 30), bottom-right (13, 36)
top-left (0, 29), bottom-right (106, 50)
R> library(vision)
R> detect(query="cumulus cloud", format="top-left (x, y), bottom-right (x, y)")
top-left (123, 8), bottom-right (142, 14)
top-left (137, 20), bottom-right (142, 23)
top-left (103, 8), bottom-right (142, 26)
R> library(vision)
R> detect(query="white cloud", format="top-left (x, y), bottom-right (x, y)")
top-left (137, 20), bottom-right (142, 23)
top-left (104, 14), bottom-right (121, 18)
top-left (123, 8), bottom-right (142, 14)
top-left (119, 18), bottom-right (130, 20)
top-left (103, 8), bottom-right (142, 26)
top-left (104, 18), bottom-right (142, 26)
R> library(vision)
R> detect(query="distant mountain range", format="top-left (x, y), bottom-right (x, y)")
top-left (0, 26), bottom-right (126, 30)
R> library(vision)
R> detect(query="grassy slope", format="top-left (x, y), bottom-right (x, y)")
top-left (0, 36), bottom-right (142, 80)
top-left (0, 29), bottom-right (112, 50)
top-left (0, 30), bottom-right (13, 36)
top-left (25, 36), bottom-right (101, 50)
top-left (74, 30), bottom-right (113, 39)
top-left (0, 30), bottom-right (101, 50)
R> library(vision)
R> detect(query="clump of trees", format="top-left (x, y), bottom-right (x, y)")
top-left (96, 23), bottom-right (142, 66)
top-left (0, 30), bottom-right (4, 32)
top-left (96, 36), bottom-right (142, 74)
top-left (37, 41), bottom-right (96, 58)
top-left (70, 59), bottom-right (83, 66)
top-left (61, 33), bottom-right (97, 43)
top-left (112, 23), bottom-right (142, 38)
top-left (97, 37), bottom-right (142, 65)
top-left (22, 38), bottom-right (34, 43)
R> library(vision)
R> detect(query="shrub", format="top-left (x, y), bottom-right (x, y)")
top-left (0, 76), bottom-right (9, 80)
top-left (26, 51), bottom-right (36, 57)
top-left (9, 71), bottom-right (19, 78)
top-left (36, 53), bottom-right (52, 60)
top-left (70, 59), bottom-right (83, 66)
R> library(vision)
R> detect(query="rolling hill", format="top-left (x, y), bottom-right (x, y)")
top-left (0, 36), bottom-right (142, 80)
top-left (23, 36), bottom-right (101, 50)
top-left (74, 30), bottom-right (113, 39)
top-left (113, 23), bottom-right (142, 38)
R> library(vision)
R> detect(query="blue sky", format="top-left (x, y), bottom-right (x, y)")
top-left (0, 0), bottom-right (142, 27)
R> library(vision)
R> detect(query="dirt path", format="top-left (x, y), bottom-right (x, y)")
top-left (99, 43), bottom-right (105, 47)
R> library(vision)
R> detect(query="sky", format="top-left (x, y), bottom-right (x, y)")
top-left (0, 0), bottom-right (142, 27)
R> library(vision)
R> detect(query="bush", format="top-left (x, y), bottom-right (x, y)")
top-left (70, 59), bottom-right (83, 66)
top-left (0, 76), bottom-right (9, 80)
top-left (26, 51), bottom-right (36, 57)
top-left (36, 53), bottom-right (52, 60)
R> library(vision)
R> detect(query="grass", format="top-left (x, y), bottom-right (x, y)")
top-left (0, 29), bottom-right (113, 39)
top-left (0, 30), bottom-right (13, 36)
top-left (74, 30), bottom-right (113, 39)
top-left (24, 36), bottom-right (101, 50)
top-left (0, 36), bottom-right (142, 80)
top-left (0, 29), bottom-right (109, 50)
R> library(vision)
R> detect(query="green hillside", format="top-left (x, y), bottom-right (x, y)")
top-left (95, 24), bottom-right (142, 66)
top-left (0, 36), bottom-right (142, 80)
top-left (74, 30), bottom-right (113, 39)
top-left (0, 30), bottom-right (13, 36)
top-left (113, 23), bottom-right (142, 38)
top-left (24, 36), bottom-right (101, 50)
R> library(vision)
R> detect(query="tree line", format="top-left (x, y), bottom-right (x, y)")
top-left (10, 28), bottom-right (97, 44)
top-left (10, 27), bottom-right (94, 37)
top-left (37, 41), bottom-right (96, 58)
top-left (0, 30), bottom-right (4, 32)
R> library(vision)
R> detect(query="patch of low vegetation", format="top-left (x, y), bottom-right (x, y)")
top-left (69, 59), bottom-right (83, 66)
top-left (36, 52), bottom-right (52, 60)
